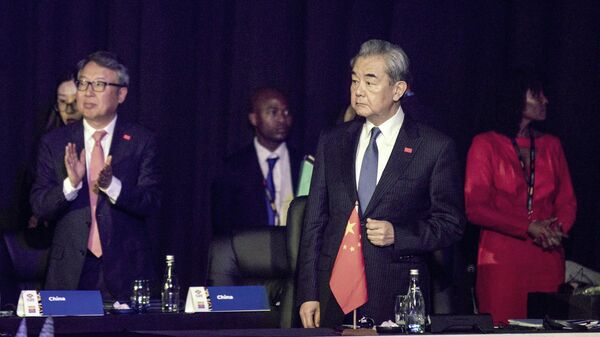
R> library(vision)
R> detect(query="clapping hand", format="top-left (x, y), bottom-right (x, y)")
top-left (94, 155), bottom-right (113, 193)
top-left (64, 143), bottom-right (85, 187)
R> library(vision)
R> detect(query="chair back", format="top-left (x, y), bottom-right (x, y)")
top-left (209, 196), bottom-right (308, 328)
top-left (280, 195), bottom-right (307, 328)
top-left (3, 230), bottom-right (49, 290)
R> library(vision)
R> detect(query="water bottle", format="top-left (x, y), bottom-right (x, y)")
top-left (405, 269), bottom-right (426, 333)
top-left (161, 255), bottom-right (180, 312)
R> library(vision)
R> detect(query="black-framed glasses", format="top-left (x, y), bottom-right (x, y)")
top-left (75, 79), bottom-right (127, 92)
top-left (56, 100), bottom-right (77, 111)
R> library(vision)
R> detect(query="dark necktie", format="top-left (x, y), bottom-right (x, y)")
top-left (358, 127), bottom-right (381, 214)
top-left (264, 157), bottom-right (279, 226)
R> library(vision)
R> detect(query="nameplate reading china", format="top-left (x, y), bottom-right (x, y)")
top-left (17, 290), bottom-right (103, 316)
top-left (185, 286), bottom-right (269, 313)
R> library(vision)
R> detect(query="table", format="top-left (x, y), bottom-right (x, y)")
top-left (0, 311), bottom-right (278, 336)
top-left (3, 313), bottom-right (600, 337)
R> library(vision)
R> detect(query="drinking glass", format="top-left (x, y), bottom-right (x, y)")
top-left (131, 279), bottom-right (151, 313)
top-left (395, 294), bottom-right (407, 327)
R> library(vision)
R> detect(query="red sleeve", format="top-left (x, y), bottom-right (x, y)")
top-left (464, 134), bottom-right (529, 239)
top-left (550, 138), bottom-right (577, 233)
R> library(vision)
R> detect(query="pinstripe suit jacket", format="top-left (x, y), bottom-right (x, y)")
top-left (297, 116), bottom-right (465, 326)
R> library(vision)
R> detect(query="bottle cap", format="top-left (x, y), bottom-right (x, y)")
top-left (410, 269), bottom-right (419, 275)
top-left (166, 255), bottom-right (175, 262)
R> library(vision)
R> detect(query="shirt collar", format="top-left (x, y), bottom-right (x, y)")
top-left (364, 105), bottom-right (404, 141)
top-left (83, 115), bottom-right (117, 141)
top-left (254, 137), bottom-right (287, 162)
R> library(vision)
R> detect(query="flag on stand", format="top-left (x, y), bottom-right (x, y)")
top-left (329, 203), bottom-right (368, 314)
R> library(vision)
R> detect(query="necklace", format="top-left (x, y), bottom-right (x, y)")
top-left (511, 125), bottom-right (536, 217)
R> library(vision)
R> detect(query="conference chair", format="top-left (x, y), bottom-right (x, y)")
top-left (2, 229), bottom-right (49, 291)
top-left (280, 195), bottom-right (306, 328)
top-left (208, 196), bottom-right (307, 328)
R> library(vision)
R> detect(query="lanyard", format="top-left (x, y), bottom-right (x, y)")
top-left (511, 126), bottom-right (536, 217)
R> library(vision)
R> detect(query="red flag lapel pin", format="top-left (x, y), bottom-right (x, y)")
top-left (404, 147), bottom-right (413, 153)
top-left (122, 134), bottom-right (132, 141)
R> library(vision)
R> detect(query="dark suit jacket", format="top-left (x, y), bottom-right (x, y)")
top-left (296, 116), bottom-right (465, 326)
top-left (30, 118), bottom-right (160, 300)
top-left (211, 143), bottom-right (301, 236)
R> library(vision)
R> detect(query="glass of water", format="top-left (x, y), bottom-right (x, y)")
top-left (131, 279), bottom-right (151, 313)
top-left (395, 294), bottom-right (407, 327)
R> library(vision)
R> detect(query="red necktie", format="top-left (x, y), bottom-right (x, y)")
top-left (88, 130), bottom-right (107, 257)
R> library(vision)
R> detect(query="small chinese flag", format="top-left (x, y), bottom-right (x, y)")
top-left (329, 202), bottom-right (368, 314)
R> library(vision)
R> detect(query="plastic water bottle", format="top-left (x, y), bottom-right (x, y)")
top-left (405, 269), bottom-right (426, 333)
top-left (161, 255), bottom-right (180, 312)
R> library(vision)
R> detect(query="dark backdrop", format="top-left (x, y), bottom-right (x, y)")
top-left (1, 1), bottom-right (599, 295)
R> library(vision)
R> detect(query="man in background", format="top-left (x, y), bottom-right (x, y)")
top-left (209, 88), bottom-right (301, 285)
top-left (211, 88), bottom-right (300, 235)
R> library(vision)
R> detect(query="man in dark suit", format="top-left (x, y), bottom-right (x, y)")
top-left (297, 40), bottom-right (465, 328)
top-left (211, 88), bottom-right (301, 235)
top-left (30, 51), bottom-right (160, 301)
top-left (209, 88), bottom-right (301, 288)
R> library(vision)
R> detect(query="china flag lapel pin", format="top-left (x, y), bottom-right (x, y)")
top-left (122, 134), bottom-right (132, 141)
top-left (404, 147), bottom-right (413, 153)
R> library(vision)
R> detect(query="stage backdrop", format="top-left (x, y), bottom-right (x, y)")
top-left (1, 1), bottom-right (599, 298)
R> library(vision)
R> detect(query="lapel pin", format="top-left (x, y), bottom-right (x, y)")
top-left (404, 147), bottom-right (413, 153)
top-left (122, 134), bottom-right (132, 141)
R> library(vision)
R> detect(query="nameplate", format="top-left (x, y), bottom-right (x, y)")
top-left (185, 286), bottom-right (270, 313)
top-left (17, 290), bottom-right (104, 317)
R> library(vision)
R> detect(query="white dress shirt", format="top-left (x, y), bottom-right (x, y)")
top-left (254, 138), bottom-right (294, 226)
top-left (63, 116), bottom-right (122, 203)
top-left (355, 106), bottom-right (405, 188)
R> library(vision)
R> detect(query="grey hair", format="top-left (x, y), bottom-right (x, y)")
top-left (350, 39), bottom-right (410, 84)
top-left (77, 51), bottom-right (129, 86)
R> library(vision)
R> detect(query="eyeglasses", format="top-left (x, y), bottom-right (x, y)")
top-left (75, 79), bottom-right (127, 92)
top-left (56, 100), bottom-right (77, 111)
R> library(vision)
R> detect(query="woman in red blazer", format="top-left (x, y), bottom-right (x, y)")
top-left (465, 69), bottom-right (576, 325)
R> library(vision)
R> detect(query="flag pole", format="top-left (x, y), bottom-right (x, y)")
top-left (353, 309), bottom-right (357, 329)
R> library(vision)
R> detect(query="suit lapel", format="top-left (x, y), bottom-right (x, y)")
top-left (363, 117), bottom-right (421, 216)
top-left (70, 122), bottom-right (85, 156)
top-left (341, 120), bottom-right (363, 205)
top-left (108, 119), bottom-right (129, 166)
top-left (289, 147), bottom-right (301, 193)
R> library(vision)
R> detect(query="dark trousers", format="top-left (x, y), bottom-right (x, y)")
top-left (77, 251), bottom-right (114, 301)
